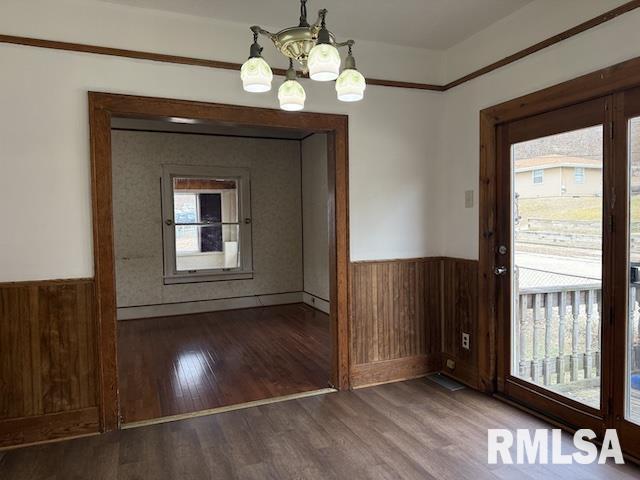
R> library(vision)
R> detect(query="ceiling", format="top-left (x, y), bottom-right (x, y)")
top-left (111, 117), bottom-right (314, 140)
top-left (100, 0), bottom-right (533, 50)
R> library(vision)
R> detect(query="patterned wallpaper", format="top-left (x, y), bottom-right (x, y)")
top-left (111, 130), bottom-right (303, 308)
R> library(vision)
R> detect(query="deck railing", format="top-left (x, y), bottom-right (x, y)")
top-left (514, 275), bottom-right (640, 386)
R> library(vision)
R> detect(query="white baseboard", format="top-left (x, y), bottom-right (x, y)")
top-left (302, 292), bottom-right (330, 314)
top-left (117, 292), bottom-right (304, 320)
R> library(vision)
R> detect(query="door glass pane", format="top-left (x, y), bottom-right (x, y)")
top-left (627, 117), bottom-right (640, 425)
top-left (511, 125), bottom-right (603, 409)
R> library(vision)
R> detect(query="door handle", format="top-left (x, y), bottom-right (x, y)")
top-left (494, 266), bottom-right (508, 276)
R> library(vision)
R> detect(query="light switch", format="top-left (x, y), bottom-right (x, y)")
top-left (465, 190), bottom-right (474, 208)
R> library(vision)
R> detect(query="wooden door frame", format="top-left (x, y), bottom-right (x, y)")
top-left (479, 54), bottom-right (640, 396)
top-left (611, 85), bottom-right (640, 461)
top-left (495, 97), bottom-right (612, 434)
top-left (89, 92), bottom-right (350, 431)
top-left (479, 56), bottom-right (640, 461)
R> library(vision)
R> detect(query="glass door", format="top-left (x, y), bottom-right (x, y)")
top-left (613, 87), bottom-right (640, 459)
top-left (497, 98), bottom-right (610, 432)
top-left (626, 115), bottom-right (640, 427)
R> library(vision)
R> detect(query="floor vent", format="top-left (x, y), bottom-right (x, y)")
top-left (426, 373), bottom-right (466, 392)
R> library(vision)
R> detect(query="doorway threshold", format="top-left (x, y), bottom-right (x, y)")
top-left (121, 387), bottom-right (337, 430)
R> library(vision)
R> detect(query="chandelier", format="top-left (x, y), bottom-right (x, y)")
top-left (240, 0), bottom-right (366, 111)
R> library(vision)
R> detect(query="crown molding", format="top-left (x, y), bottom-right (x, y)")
top-left (0, 0), bottom-right (638, 92)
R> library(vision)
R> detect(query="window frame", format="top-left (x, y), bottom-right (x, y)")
top-left (532, 168), bottom-right (544, 184)
top-left (161, 164), bottom-right (253, 284)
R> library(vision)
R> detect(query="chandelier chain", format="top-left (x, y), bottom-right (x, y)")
top-left (299, 0), bottom-right (309, 27)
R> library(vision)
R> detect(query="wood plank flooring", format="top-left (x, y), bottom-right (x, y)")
top-left (2, 379), bottom-right (639, 479)
top-left (117, 303), bottom-right (330, 424)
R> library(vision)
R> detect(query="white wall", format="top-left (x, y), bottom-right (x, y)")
top-left (2, 0), bottom-right (640, 282)
top-left (0, 0), bottom-right (444, 282)
top-left (438, 2), bottom-right (640, 259)
top-left (301, 134), bottom-right (330, 303)
top-left (443, 0), bottom-right (630, 83)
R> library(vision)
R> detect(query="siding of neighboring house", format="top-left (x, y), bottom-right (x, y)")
top-left (515, 166), bottom-right (602, 198)
top-left (515, 167), bottom-right (563, 199)
top-left (561, 166), bottom-right (602, 197)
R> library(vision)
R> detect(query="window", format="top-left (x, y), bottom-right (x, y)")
top-left (162, 165), bottom-right (252, 283)
top-left (532, 169), bottom-right (544, 184)
top-left (574, 167), bottom-right (585, 184)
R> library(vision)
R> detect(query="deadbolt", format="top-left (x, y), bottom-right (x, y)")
top-left (498, 245), bottom-right (507, 255)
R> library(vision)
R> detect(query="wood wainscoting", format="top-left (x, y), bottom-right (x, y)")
top-left (0, 279), bottom-right (99, 448)
top-left (349, 258), bottom-right (442, 387)
top-left (349, 257), bottom-right (480, 389)
top-left (0, 257), bottom-right (479, 448)
top-left (441, 258), bottom-right (480, 389)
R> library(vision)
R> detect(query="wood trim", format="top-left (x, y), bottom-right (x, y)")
top-left (479, 53), bottom-right (640, 458)
top-left (0, 34), bottom-right (441, 92)
top-left (89, 98), bottom-right (119, 432)
top-left (0, 407), bottom-right (99, 450)
top-left (482, 56), bottom-right (640, 125)
top-left (493, 393), bottom-right (640, 467)
top-left (117, 292), bottom-right (306, 320)
top-left (0, 277), bottom-right (93, 287)
top-left (2, 1), bottom-right (639, 92)
top-left (350, 256), bottom-right (448, 264)
top-left (443, 0), bottom-right (640, 90)
top-left (611, 86), bottom-right (640, 460)
top-left (350, 354), bottom-right (440, 388)
top-left (328, 127), bottom-right (351, 389)
top-left (0, 34), bottom-right (256, 72)
top-left (89, 92), bottom-right (350, 431)
top-left (479, 54), bottom-right (640, 395)
top-left (505, 97), bottom-right (606, 145)
top-left (365, 78), bottom-right (443, 92)
top-left (477, 111), bottom-right (498, 394)
top-left (503, 378), bottom-right (604, 434)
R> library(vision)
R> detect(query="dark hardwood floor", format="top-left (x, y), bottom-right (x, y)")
top-left (117, 303), bottom-right (330, 424)
top-left (2, 379), bottom-right (639, 479)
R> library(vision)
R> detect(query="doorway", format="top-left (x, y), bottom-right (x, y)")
top-left (480, 60), bottom-right (640, 460)
top-left (89, 93), bottom-right (350, 431)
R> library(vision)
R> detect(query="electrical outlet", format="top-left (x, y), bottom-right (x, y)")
top-left (462, 332), bottom-right (470, 350)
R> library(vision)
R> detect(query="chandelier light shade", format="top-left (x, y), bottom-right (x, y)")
top-left (240, 57), bottom-right (273, 93)
top-left (240, 28), bottom-right (274, 93)
top-left (336, 47), bottom-right (366, 102)
top-left (240, 0), bottom-right (365, 111)
top-left (278, 61), bottom-right (306, 111)
top-left (308, 44), bottom-right (341, 81)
